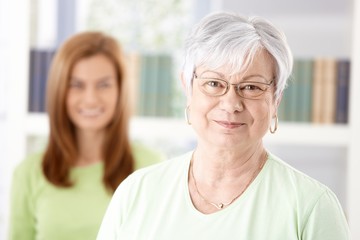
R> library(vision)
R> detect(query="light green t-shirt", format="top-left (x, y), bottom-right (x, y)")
top-left (97, 151), bottom-right (349, 240)
top-left (9, 143), bottom-right (164, 240)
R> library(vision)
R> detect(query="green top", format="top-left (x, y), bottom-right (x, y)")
top-left (9, 143), bottom-right (164, 240)
top-left (98, 151), bottom-right (349, 240)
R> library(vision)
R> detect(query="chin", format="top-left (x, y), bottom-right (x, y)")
top-left (207, 136), bottom-right (243, 148)
top-left (75, 121), bottom-right (109, 132)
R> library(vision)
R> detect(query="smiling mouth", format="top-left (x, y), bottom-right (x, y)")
top-left (79, 108), bottom-right (103, 117)
top-left (215, 120), bottom-right (244, 129)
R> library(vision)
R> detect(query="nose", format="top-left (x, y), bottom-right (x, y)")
top-left (219, 86), bottom-right (244, 113)
top-left (82, 86), bottom-right (99, 105)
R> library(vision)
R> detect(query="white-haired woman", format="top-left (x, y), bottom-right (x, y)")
top-left (97, 12), bottom-right (349, 239)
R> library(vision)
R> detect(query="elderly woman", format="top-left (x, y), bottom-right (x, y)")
top-left (97, 12), bottom-right (349, 239)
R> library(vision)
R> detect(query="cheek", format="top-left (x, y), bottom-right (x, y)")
top-left (104, 91), bottom-right (119, 112)
top-left (263, 98), bottom-right (277, 123)
top-left (248, 97), bottom-right (275, 123)
top-left (266, 96), bottom-right (278, 118)
top-left (66, 92), bottom-right (76, 112)
top-left (65, 95), bottom-right (76, 124)
top-left (189, 90), bottom-right (216, 117)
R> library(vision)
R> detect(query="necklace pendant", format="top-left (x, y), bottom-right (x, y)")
top-left (218, 203), bottom-right (224, 209)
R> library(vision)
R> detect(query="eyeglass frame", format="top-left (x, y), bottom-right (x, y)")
top-left (192, 70), bottom-right (275, 100)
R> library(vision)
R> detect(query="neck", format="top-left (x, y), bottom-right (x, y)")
top-left (188, 145), bottom-right (268, 213)
top-left (75, 129), bottom-right (105, 166)
top-left (192, 142), bottom-right (265, 183)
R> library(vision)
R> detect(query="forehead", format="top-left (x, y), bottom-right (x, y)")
top-left (197, 49), bottom-right (275, 79)
top-left (71, 54), bottom-right (116, 80)
top-left (196, 50), bottom-right (275, 78)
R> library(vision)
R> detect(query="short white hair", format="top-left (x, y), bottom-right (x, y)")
top-left (182, 12), bottom-right (293, 100)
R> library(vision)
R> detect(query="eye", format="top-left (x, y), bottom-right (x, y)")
top-left (237, 82), bottom-right (270, 98)
top-left (242, 84), bottom-right (262, 91)
top-left (97, 81), bottom-right (111, 88)
top-left (69, 81), bottom-right (83, 89)
top-left (199, 78), bottom-right (227, 96)
top-left (240, 81), bottom-right (270, 91)
top-left (204, 79), bottom-right (226, 88)
top-left (97, 77), bottom-right (116, 89)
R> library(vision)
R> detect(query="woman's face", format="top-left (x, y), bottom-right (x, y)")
top-left (66, 54), bottom-right (119, 134)
top-left (188, 50), bottom-right (277, 149)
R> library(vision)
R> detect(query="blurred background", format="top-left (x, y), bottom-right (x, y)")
top-left (1, 0), bottom-right (359, 239)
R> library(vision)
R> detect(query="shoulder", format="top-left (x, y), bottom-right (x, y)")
top-left (11, 152), bottom-right (45, 193)
top-left (116, 151), bottom-right (191, 194)
top-left (13, 152), bottom-right (43, 177)
top-left (265, 153), bottom-right (349, 237)
top-left (131, 141), bottom-right (166, 169)
top-left (99, 152), bottom-right (192, 235)
top-left (265, 152), bottom-right (340, 207)
top-left (131, 151), bottom-right (190, 181)
top-left (267, 152), bottom-right (329, 193)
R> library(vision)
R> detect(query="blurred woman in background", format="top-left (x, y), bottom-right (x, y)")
top-left (9, 31), bottom-right (163, 240)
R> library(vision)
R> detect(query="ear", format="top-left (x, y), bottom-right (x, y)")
top-left (273, 92), bottom-right (283, 117)
top-left (276, 92), bottom-right (283, 108)
top-left (180, 72), bottom-right (187, 91)
top-left (181, 72), bottom-right (192, 106)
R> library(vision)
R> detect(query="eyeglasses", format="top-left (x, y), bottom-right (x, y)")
top-left (193, 71), bottom-right (274, 100)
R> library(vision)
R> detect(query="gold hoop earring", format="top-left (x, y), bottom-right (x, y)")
top-left (185, 106), bottom-right (191, 125)
top-left (269, 115), bottom-right (278, 134)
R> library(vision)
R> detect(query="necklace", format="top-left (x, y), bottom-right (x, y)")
top-left (190, 151), bottom-right (267, 210)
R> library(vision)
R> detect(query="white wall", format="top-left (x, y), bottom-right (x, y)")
top-left (0, 0), bottom-right (30, 238)
top-left (220, 0), bottom-right (353, 58)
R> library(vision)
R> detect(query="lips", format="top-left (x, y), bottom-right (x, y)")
top-left (79, 108), bottom-right (103, 117)
top-left (215, 120), bottom-right (244, 129)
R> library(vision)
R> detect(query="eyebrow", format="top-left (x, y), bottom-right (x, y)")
top-left (200, 71), bottom-right (271, 83)
top-left (70, 76), bottom-right (115, 82)
top-left (242, 74), bottom-right (270, 82)
top-left (199, 70), bottom-right (226, 78)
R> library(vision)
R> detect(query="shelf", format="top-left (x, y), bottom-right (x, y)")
top-left (25, 113), bottom-right (350, 147)
top-left (25, 114), bottom-right (196, 139)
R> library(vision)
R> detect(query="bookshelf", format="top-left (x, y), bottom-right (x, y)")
top-left (26, 114), bottom-right (350, 147)
top-left (1, 0), bottom-right (360, 239)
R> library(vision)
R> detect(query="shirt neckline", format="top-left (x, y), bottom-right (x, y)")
top-left (183, 150), bottom-right (270, 217)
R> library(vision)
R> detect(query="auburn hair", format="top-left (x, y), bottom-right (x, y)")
top-left (43, 31), bottom-right (134, 192)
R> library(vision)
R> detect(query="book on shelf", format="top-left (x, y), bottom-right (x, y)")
top-left (136, 53), bottom-right (175, 117)
top-left (28, 48), bottom-right (55, 113)
top-left (28, 49), bottom-right (42, 112)
top-left (137, 54), bottom-right (148, 116)
top-left (156, 54), bottom-right (173, 117)
top-left (312, 58), bottom-right (337, 124)
top-left (335, 59), bottom-right (350, 124)
top-left (126, 52), bottom-right (141, 116)
top-left (137, 54), bottom-right (158, 116)
top-left (279, 59), bottom-right (314, 123)
top-left (146, 54), bottom-right (159, 116)
top-left (322, 58), bottom-right (337, 124)
top-left (286, 60), bottom-right (300, 122)
top-left (311, 58), bottom-right (325, 123)
top-left (297, 59), bottom-right (314, 122)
